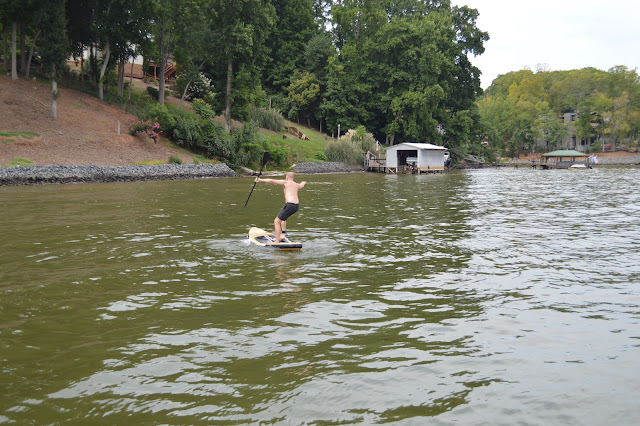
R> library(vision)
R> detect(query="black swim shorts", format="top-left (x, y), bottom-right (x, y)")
top-left (277, 202), bottom-right (299, 221)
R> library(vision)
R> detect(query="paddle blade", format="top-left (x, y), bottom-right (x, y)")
top-left (262, 151), bottom-right (271, 166)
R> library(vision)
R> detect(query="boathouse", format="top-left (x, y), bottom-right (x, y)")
top-left (384, 143), bottom-right (448, 174)
top-left (541, 150), bottom-right (589, 169)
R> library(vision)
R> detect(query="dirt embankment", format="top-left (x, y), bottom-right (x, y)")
top-left (0, 75), bottom-right (194, 166)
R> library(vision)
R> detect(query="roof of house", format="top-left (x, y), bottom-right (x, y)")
top-left (385, 143), bottom-right (447, 151)
top-left (542, 150), bottom-right (588, 157)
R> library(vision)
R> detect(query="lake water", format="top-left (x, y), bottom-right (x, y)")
top-left (1, 167), bottom-right (639, 424)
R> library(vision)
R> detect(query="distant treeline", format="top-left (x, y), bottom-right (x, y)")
top-left (478, 67), bottom-right (640, 157)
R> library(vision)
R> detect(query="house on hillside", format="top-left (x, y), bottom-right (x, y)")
top-left (383, 143), bottom-right (448, 174)
top-left (68, 49), bottom-right (176, 82)
top-left (534, 111), bottom-right (603, 152)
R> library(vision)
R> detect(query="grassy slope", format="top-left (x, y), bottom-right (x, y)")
top-left (258, 121), bottom-right (329, 166)
top-left (115, 80), bottom-right (331, 166)
top-left (0, 63), bottom-right (329, 167)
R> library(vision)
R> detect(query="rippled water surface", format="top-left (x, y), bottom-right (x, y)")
top-left (1, 168), bottom-right (639, 424)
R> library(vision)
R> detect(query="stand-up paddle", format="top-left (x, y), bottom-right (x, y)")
top-left (244, 151), bottom-right (271, 207)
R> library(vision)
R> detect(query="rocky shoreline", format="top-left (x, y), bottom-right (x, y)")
top-left (292, 162), bottom-right (364, 174)
top-left (0, 162), bottom-right (365, 186)
top-left (0, 164), bottom-right (240, 186)
top-left (2, 157), bottom-right (636, 186)
top-left (592, 155), bottom-right (640, 165)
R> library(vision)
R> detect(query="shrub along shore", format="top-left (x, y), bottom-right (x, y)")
top-left (0, 162), bottom-right (363, 186)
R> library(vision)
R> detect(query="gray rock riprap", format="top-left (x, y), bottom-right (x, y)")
top-left (595, 155), bottom-right (640, 165)
top-left (0, 164), bottom-right (239, 186)
top-left (292, 162), bottom-right (363, 174)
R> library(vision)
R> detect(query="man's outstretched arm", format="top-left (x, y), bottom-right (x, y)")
top-left (255, 177), bottom-right (284, 185)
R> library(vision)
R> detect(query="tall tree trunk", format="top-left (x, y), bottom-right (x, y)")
top-left (225, 58), bottom-right (233, 133)
top-left (80, 45), bottom-right (85, 87)
top-left (89, 44), bottom-right (94, 83)
top-left (98, 41), bottom-right (110, 101)
top-left (11, 22), bottom-right (17, 80)
top-left (159, 53), bottom-right (166, 105)
top-left (25, 29), bottom-right (41, 80)
top-left (129, 56), bottom-right (134, 100)
top-left (2, 25), bottom-right (8, 71)
top-left (117, 59), bottom-right (125, 98)
top-left (180, 80), bottom-right (192, 105)
top-left (90, 43), bottom-right (98, 85)
top-left (50, 65), bottom-right (58, 118)
top-left (19, 21), bottom-right (26, 72)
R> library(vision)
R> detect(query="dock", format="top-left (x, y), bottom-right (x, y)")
top-left (494, 161), bottom-right (556, 169)
top-left (364, 151), bottom-right (445, 174)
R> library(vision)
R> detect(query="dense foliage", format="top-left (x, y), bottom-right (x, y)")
top-left (1, 0), bottom-right (492, 164)
top-left (477, 67), bottom-right (640, 157)
top-left (326, 126), bottom-right (377, 165)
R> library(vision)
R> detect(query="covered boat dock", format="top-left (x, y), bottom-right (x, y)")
top-left (365, 143), bottom-right (448, 174)
top-left (541, 150), bottom-right (589, 169)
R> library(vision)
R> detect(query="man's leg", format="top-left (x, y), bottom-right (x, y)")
top-left (280, 221), bottom-right (287, 240)
top-left (274, 217), bottom-right (283, 243)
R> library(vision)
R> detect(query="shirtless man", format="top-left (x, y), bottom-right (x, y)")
top-left (254, 172), bottom-right (307, 242)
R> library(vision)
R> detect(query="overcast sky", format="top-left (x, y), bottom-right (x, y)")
top-left (454, 0), bottom-right (640, 89)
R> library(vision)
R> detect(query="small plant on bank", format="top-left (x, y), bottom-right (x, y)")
top-left (192, 98), bottom-right (216, 120)
top-left (133, 160), bottom-right (165, 165)
top-left (325, 126), bottom-right (377, 165)
top-left (0, 131), bottom-right (39, 144)
top-left (129, 120), bottom-right (162, 143)
top-left (587, 141), bottom-right (602, 154)
top-left (314, 151), bottom-right (328, 161)
top-left (2, 157), bottom-right (35, 167)
top-left (251, 106), bottom-right (285, 132)
top-left (168, 156), bottom-right (183, 164)
top-left (147, 86), bottom-right (159, 100)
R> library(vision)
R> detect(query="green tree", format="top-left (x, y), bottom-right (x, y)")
top-left (311, 0), bottom-right (333, 28)
top-left (322, 1), bottom-right (487, 147)
top-left (265, 0), bottom-right (315, 92)
top-left (112, 0), bottom-right (152, 98)
top-left (304, 31), bottom-right (335, 83)
top-left (209, 0), bottom-right (275, 132)
top-left (609, 91), bottom-right (633, 150)
top-left (149, 0), bottom-right (193, 105)
top-left (173, 2), bottom-right (215, 102)
top-left (0, 0), bottom-right (23, 79)
top-left (39, 0), bottom-right (68, 118)
top-left (331, 0), bottom-right (387, 49)
top-left (21, 0), bottom-right (45, 80)
top-left (286, 70), bottom-right (321, 126)
top-left (94, 0), bottom-right (116, 101)
top-left (66, 0), bottom-right (96, 86)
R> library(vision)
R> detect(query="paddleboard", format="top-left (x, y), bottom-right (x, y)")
top-left (247, 227), bottom-right (302, 250)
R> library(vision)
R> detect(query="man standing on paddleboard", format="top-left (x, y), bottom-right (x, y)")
top-left (254, 172), bottom-right (306, 243)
